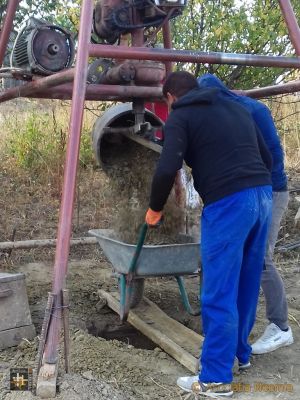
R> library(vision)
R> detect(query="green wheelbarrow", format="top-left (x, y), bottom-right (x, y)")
top-left (89, 224), bottom-right (201, 322)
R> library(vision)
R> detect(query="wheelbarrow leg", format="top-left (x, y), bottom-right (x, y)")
top-left (119, 274), bottom-right (128, 322)
top-left (119, 223), bottom-right (148, 322)
top-left (176, 276), bottom-right (201, 316)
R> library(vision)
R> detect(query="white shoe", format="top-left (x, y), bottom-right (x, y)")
top-left (177, 376), bottom-right (233, 397)
top-left (176, 375), bottom-right (199, 392)
top-left (251, 323), bottom-right (294, 354)
top-left (238, 361), bottom-right (251, 370)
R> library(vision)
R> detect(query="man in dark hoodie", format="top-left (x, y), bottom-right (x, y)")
top-left (198, 74), bottom-right (293, 355)
top-left (145, 71), bottom-right (272, 397)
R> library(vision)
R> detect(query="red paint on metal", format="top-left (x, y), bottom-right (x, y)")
top-left (0, 82), bottom-right (163, 101)
top-left (0, 0), bottom-right (20, 66)
top-left (162, 19), bottom-right (173, 76)
top-left (278, 0), bottom-right (300, 56)
top-left (89, 44), bottom-right (300, 68)
top-left (43, 0), bottom-right (94, 365)
top-left (244, 79), bottom-right (300, 99)
top-left (0, 69), bottom-right (74, 103)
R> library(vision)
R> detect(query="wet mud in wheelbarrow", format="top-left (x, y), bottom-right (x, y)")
top-left (89, 228), bottom-right (201, 320)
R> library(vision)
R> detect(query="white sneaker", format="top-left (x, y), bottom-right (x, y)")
top-left (177, 376), bottom-right (233, 397)
top-left (251, 323), bottom-right (294, 354)
top-left (238, 361), bottom-right (251, 370)
top-left (176, 375), bottom-right (199, 392)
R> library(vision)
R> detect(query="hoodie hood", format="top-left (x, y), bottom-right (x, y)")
top-left (172, 86), bottom-right (220, 110)
top-left (197, 73), bottom-right (240, 101)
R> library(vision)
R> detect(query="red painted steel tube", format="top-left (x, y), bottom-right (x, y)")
top-left (244, 79), bottom-right (300, 98)
top-left (44, 0), bottom-right (94, 365)
top-left (0, 69), bottom-right (74, 103)
top-left (278, 0), bottom-right (300, 56)
top-left (22, 83), bottom-right (163, 101)
top-left (89, 44), bottom-right (300, 68)
top-left (10, 79), bottom-right (300, 101)
top-left (162, 19), bottom-right (173, 76)
top-left (0, 0), bottom-right (20, 66)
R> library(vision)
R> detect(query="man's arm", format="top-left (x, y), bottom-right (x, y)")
top-left (149, 112), bottom-right (187, 211)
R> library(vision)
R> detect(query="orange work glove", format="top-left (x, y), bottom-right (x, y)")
top-left (145, 208), bottom-right (163, 227)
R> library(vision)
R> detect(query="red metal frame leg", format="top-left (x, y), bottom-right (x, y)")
top-left (43, 0), bottom-right (94, 366)
top-left (278, 0), bottom-right (300, 56)
top-left (162, 20), bottom-right (173, 76)
top-left (0, 0), bottom-right (20, 66)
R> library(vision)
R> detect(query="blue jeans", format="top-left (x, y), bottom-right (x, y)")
top-left (199, 186), bottom-right (272, 383)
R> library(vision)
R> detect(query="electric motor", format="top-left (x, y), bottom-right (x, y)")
top-left (11, 18), bottom-right (75, 75)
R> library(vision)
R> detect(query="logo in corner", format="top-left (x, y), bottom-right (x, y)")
top-left (10, 368), bottom-right (32, 391)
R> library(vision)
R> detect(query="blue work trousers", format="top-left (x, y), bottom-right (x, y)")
top-left (199, 186), bottom-right (272, 383)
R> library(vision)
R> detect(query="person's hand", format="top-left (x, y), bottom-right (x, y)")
top-left (145, 208), bottom-right (163, 227)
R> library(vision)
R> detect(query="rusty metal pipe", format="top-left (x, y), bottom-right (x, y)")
top-left (0, 0), bottom-right (20, 66)
top-left (89, 44), bottom-right (300, 68)
top-left (0, 82), bottom-right (163, 101)
top-left (162, 19), bottom-right (173, 76)
top-left (278, 0), bottom-right (300, 56)
top-left (40, 83), bottom-right (163, 100)
top-left (0, 69), bottom-right (74, 103)
top-left (244, 79), bottom-right (300, 98)
top-left (43, 0), bottom-right (94, 365)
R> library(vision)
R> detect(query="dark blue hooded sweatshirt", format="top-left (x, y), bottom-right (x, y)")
top-left (198, 74), bottom-right (287, 191)
top-left (149, 86), bottom-right (272, 211)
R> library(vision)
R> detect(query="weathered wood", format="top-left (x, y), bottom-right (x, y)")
top-left (98, 289), bottom-right (203, 373)
top-left (0, 237), bottom-right (97, 251)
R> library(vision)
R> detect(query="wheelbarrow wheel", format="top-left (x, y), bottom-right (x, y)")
top-left (119, 278), bottom-right (145, 308)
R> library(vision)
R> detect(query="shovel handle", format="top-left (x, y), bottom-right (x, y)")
top-left (128, 223), bottom-right (148, 275)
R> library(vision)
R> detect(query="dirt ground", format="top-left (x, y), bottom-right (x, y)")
top-left (0, 165), bottom-right (299, 399)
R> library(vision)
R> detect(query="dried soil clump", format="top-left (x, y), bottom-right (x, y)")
top-left (102, 139), bottom-right (186, 244)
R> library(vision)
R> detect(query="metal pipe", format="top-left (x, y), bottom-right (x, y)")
top-left (278, 0), bottom-right (300, 56)
top-left (0, 69), bottom-right (74, 103)
top-left (0, 82), bottom-right (163, 101)
top-left (244, 79), bottom-right (300, 98)
top-left (162, 19), bottom-right (173, 76)
top-left (0, 0), bottom-right (20, 66)
top-left (89, 44), bottom-right (300, 68)
top-left (44, 0), bottom-right (94, 365)
top-left (131, 6), bottom-right (144, 47)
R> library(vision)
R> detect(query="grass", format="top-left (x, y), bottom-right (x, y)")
top-left (0, 95), bottom-right (299, 181)
top-left (0, 99), bottom-right (98, 178)
top-left (0, 95), bottom-right (298, 250)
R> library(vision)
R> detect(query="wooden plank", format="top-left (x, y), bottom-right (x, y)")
top-left (98, 289), bottom-right (203, 373)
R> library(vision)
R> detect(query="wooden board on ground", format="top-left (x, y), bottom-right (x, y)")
top-left (98, 289), bottom-right (203, 373)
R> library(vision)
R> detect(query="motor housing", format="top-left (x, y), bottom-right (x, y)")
top-left (11, 18), bottom-right (75, 75)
